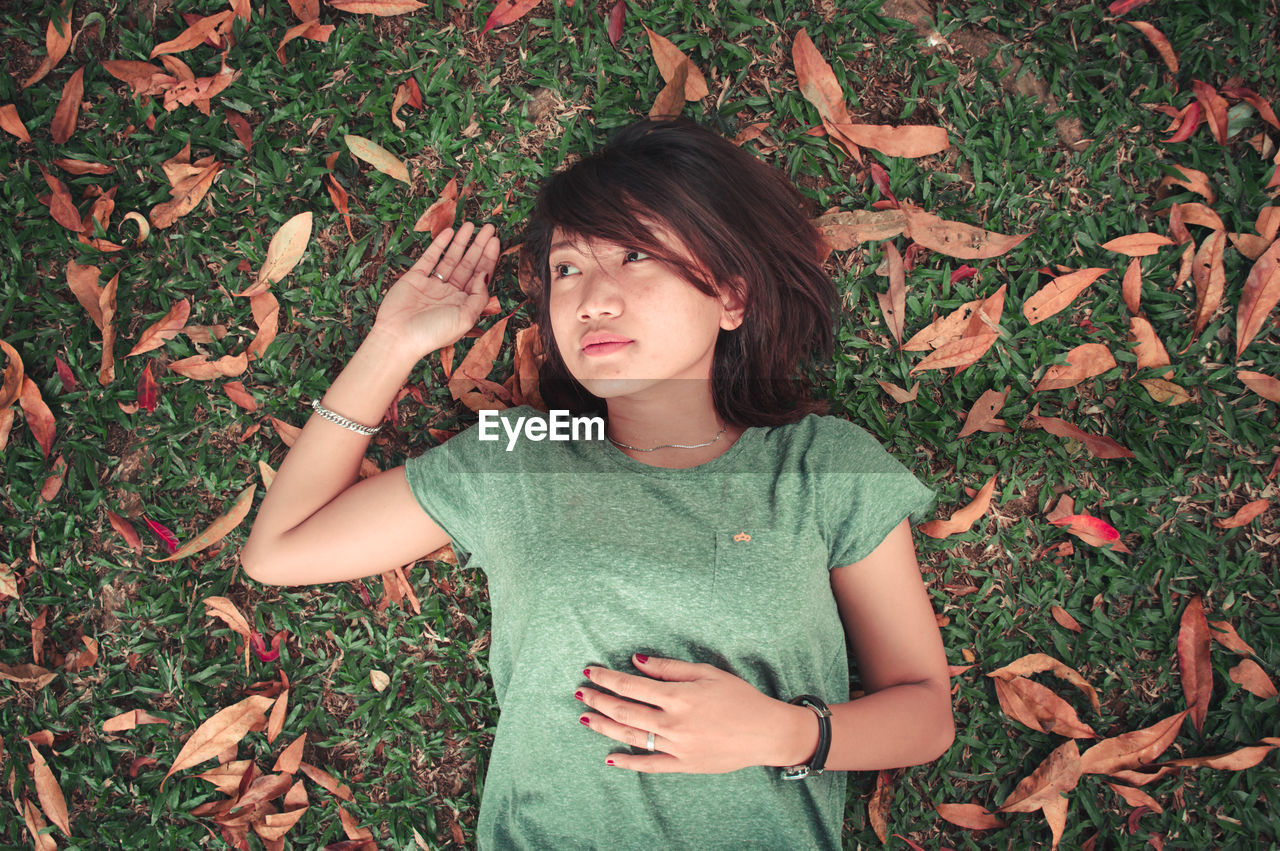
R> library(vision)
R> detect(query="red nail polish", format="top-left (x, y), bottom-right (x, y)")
top-left (575, 691), bottom-right (583, 701)
top-left (606, 759), bottom-right (615, 766)
top-left (583, 668), bottom-right (591, 679)
top-left (635, 654), bottom-right (649, 664)
top-left (484, 273), bottom-right (489, 284)
top-left (580, 716), bottom-right (590, 726)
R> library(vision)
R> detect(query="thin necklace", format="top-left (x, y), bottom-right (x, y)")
top-left (607, 424), bottom-right (727, 452)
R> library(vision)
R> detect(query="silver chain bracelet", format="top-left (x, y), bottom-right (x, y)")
top-left (310, 398), bottom-right (383, 435)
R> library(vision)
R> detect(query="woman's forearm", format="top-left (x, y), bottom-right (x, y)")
top-left (778, 679), bottom-right (955, 771)
top-left (243, 327), bottom-right (424, 551)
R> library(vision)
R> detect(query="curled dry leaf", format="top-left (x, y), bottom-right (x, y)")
top-left (1022, 268), bottom-right (1109, 325)
top-left (247, 290), bottom-right (280, 361)
top-left (21, 5), bottom-right (73, 89)
top-left (150, 11), bottom-right (233, 58)
top-left (1033, 343), bottom-right (1116, 392)
top-left (151, 485), bottom-right (257, 562)
top-left (918, 473), bottom-right (997, 539)
top-left (935, 802), bottom-right (1005, 830)
top-left (344, 134), bottom-right (410, 183)
top-left (877, 380), bottom-right (918, 404)
top-left (900, 203), bottom-right (1031, 260)
top-left (122, 211), bottom-right (150, 244)
top-left (1189, 230), bottom-right (1226, 339)
top-left (867, 770), bottom-right (892, 843)
top-left (992, 675), bottom-right (1097, 737)
top-left (276, 19), bottom-right (334, 65)
top-left (370, 670), bottom-right (391, 691)
top-left (168, 351), bottom-right (248, 380)
top-left (273, 733), bottom-right (307, 774)
top-left (1161, 163), bottom-right (1214, 203)
top-left (1228, 659), bottom-right (1277, 698)
top-left (1128, 316), bottom-right (1173, 377)
top-left (1191, 79), bottom-right (1230, 144)
top-left (448, 314), bottom-right (511, 412)
top-left (1208, 620), bottom-right (1257, 656)
top-left (413, 177), bottom-right (460, 236)
top-left (989, 652), bottom-right (1100, 713)
top-left (203, 596), bottom-right (253, 638)
top-left (1125, 21), bottom-right (1178, 73)
top-left (0, 338), bottom-right (24, 410)
top-left (1177, 595), bottom-right (1212, 733)
top-left (644, 27), bottom-right (709, 100)
top-left (151, 161), bottom-right (224, 229)
top-left (162, 694), bottom-right (275, 788)
top-left (876, 240), bottom-right (906, 347)
top-left (649, 56), bottom-right (688, 120)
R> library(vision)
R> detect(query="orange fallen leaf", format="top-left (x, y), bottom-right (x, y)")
top-left (299, 761), bottom-right (354, 801)
top-left (823, 123), bottom-right (948, 158)
top-left (97, 272), bottom-right (119, 385)
top-left (38, 162), bottom-right (83, 232)
top-left (1125, 21), bottom-right (1178, 74)
top-left (1107, 782), bottom-right (1164, 814)
top-left (1191, 79), bottom-right (1229, 144)
top-left (27, 742), bottom-right (71, 836)
top-left (900, 203), bottom-right (1031, 259)
top-left (1213, 498), bottom-right (1269, 529)
top-left (991, 675), bottom-right (1097, 737)
top-left (273, 733), bottom-right (307, 774)
top-left (645, 27), bottom-right (709, 101)
top-left (247, 211), bottom-right (313, 293)
top-left (51, 65), bottom-right (85, 144)
top-left (168, 351), bottom-right (248, 380)
top-left (792, 29), bottom-right (850, 124)
top-left (1177, 595), bottom-right (1212, 733)
top-left (936, 802), bottom-right (1004, 830)
top-left (1128, 316), bottom-right (1173, 378)
top-left (1050, 605), bottom-right (1083, 633)
top-left (812, 209), bottom-right (907, 249)
top-left (345, 134), bottom-right (410, 183)
top-left (918, 473), bottom-right (996, 538)
top-left (19, 377), bottom-right (56, 458)
top-left (150, 485), bottom-right (256, 562)
top-left (0, 662), bottom-right (57, 689)
top-left (1235, 237), bottom-right (1280, 358)
top-left (1027, 407), bottom-right (1135, 460)
top-left (20, 796), bottom-right (56, 851)
top-left (1189, 230), bottom-right (1226, 340)
top-left (202, 595), bottom-right (252, 638)
top-left (22, 4), bottom-right (73, 89)
top-left (150, 10), bottom-right (234, 57)
top-left (649, 55), bottom-right (688, 120)
top-left (150, 161), bottom-right (224, 229)
top-left (1138, 377), bottom-right (1192, 405)
top-left (908, 332), bottom-right (998, 375)
top-left (999, 740), bottom-right (1082, 813)
top-left (449, 314), bottom-right (511, 412)
top-left (103, 707), bottom-right (171, 732)
top-left (478, 0), bottom-right (537, 33)
top-left (106, 509), bottom-right (142, 555)
top-left (867, 769), bottom-right (892, 842)
top-left (1, 103), bottom-right (32, 142)
top-left (1161, 163), bottom-right (1214, 203)
top-left (1161, 742), bottom-right (1278, 770)
top-left (1048, 512), bottom-right (1123, 550)
top-left (127, 298), bottom-right (191, 356)
top-left (512, 325), bottom-right (545, 410)
top-left (1208, 620), bottom-right (1257, 656)
top-left (1099, 232), bottom-right (1174, 256)
top-left (876, 240), bottom-right (906, 347)
top-left (1172, 201), bottom-right (1225, 231)
top-left (163, 694), bottom-right (275, 788)
top-left (326, 174), bottom-right (354, 240)
top-left (989, 653), bottom-right (1100, 712)
top-left (413, 177), bottom-right (460, 237)
top-left (1033, 343), bottom-right (1116, 391)
top-left (877, 380), bottom-right (919, 404)
top-left (276, 19), bottom-right (335, 65)
top-left (1022, 267), bottom-right (1109, 325)
top-left (1228, 659), bottom-right (1277, 698)
top-left (0, 339), bottom-right (21, 411)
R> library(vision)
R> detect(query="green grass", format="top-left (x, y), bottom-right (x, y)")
top-left (2, 0), bottom-right (1278, 847)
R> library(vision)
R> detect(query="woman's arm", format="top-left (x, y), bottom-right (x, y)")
top-left (779, 517), bottom-right (955, 769)
top-left (241, 223), bottom-right (500, 586)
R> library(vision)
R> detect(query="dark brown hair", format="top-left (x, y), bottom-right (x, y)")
top-left (518, 118), bottom-right (836, 427)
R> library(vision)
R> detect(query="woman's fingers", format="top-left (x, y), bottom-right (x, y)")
top-left (405, 226), bottom-right (457, 276)
top-left (447, 223), bottom-right (495, 287)
top-left (432, 221), bottom-right (478, 280)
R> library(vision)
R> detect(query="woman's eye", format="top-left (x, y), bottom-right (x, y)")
top-left (552, 262), bottom-right (579, 279)
top-left (625, 250), bottom-right (650, 263)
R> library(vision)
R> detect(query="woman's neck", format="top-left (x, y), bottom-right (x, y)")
top-left (602, 385), bottom-right (744, 469)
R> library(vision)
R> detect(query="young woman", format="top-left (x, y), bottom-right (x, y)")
top-left (242, 118), bottom-right (953, 847)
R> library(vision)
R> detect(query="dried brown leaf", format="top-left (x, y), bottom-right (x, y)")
top-left (1033, 343), bottom-right (1116, 391)
top-left (644, 27), bottom-right (708, 100)
top-left (999, 740), bottom-right (1082, 813)
top-left (792, 29), bottom-right (850, 124)
top-left (1079, 710), bottom-right (1188, 775)
top-left (918, 474), bottom-right (996, 538)
top-left (1228, 659), bottom-right (1277, 698)
top-left (900, 203), bottom-right (1031, 259)
top-left (1022, 267), bottom-right (1109, 325)
top-left (935, 802), bottom-right (1005, 830)
top-left (27, 742), bottom-right (71, 835)
top-left (344, 134), bottom-right (410, 183)
top-left (1177, 595), bottom-right (1212, 732)
top-left (50, 65), bottom-right (84, 144)
top-left (1235, 237), bottom-right (1280, 358)
top-left (162, 694), bottom-right (275, 787)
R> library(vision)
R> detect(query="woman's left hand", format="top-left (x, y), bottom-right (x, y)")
top-left (576, 654), bottom-right (815, 774)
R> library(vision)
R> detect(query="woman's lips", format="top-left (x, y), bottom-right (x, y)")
top-left (582, 341), bottom-right (631, 356)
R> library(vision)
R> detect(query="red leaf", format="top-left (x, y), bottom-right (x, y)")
top-left (19, 377), bottom-right (57, 457)
top-left (607, 0), bottom-right (625, 47)
top-left (144, 516), bottom-right (179, 553)
top-left (479, 0), bottom-right (540, 35)
top-left (251, 631), bottom-right (282, 663)
top-left (54, 356), bottom-right (76, 391)
top-left (136, 361), bottom-right (158, 412)
top-left (950, 264), bottom-right (978, 283)
top-left (1108, 0), bottom-right (1153, 13)
top-left (1165, 102), bottom-right (1201, 143)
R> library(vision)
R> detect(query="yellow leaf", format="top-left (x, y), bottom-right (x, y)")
top-left (344, 134), bottom-right (410, 183)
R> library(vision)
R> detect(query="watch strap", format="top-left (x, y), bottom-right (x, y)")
top-left (781, 694), bottom-right (832, 780)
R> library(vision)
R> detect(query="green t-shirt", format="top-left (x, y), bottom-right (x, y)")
top-left (404, 406), bottom-right (935, 849)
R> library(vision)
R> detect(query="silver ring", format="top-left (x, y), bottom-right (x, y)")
top-left (646, 731), bottom-right (655, 752)
top-left (430, 271), bottom-right (446, 281)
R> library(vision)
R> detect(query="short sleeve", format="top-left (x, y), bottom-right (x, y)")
top-left (817, 419), bottom-right (936, 568)
top-left (403, 423), bottom-right (495, 564)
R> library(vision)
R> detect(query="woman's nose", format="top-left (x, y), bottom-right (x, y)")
top-left (576, 269), bottom-right (623, 320)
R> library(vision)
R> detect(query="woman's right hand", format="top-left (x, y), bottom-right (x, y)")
top-left (372, 221), bottom-right (502, 357)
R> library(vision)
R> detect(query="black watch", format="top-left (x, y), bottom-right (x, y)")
top-left (781, 694), bottom-right (832, 780)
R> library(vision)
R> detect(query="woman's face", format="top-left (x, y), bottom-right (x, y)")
top-left (546, 224), bottom-right (744, 401)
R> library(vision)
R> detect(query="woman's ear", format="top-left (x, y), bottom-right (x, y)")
top-left (718, 281), bottom-right (747, 331)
